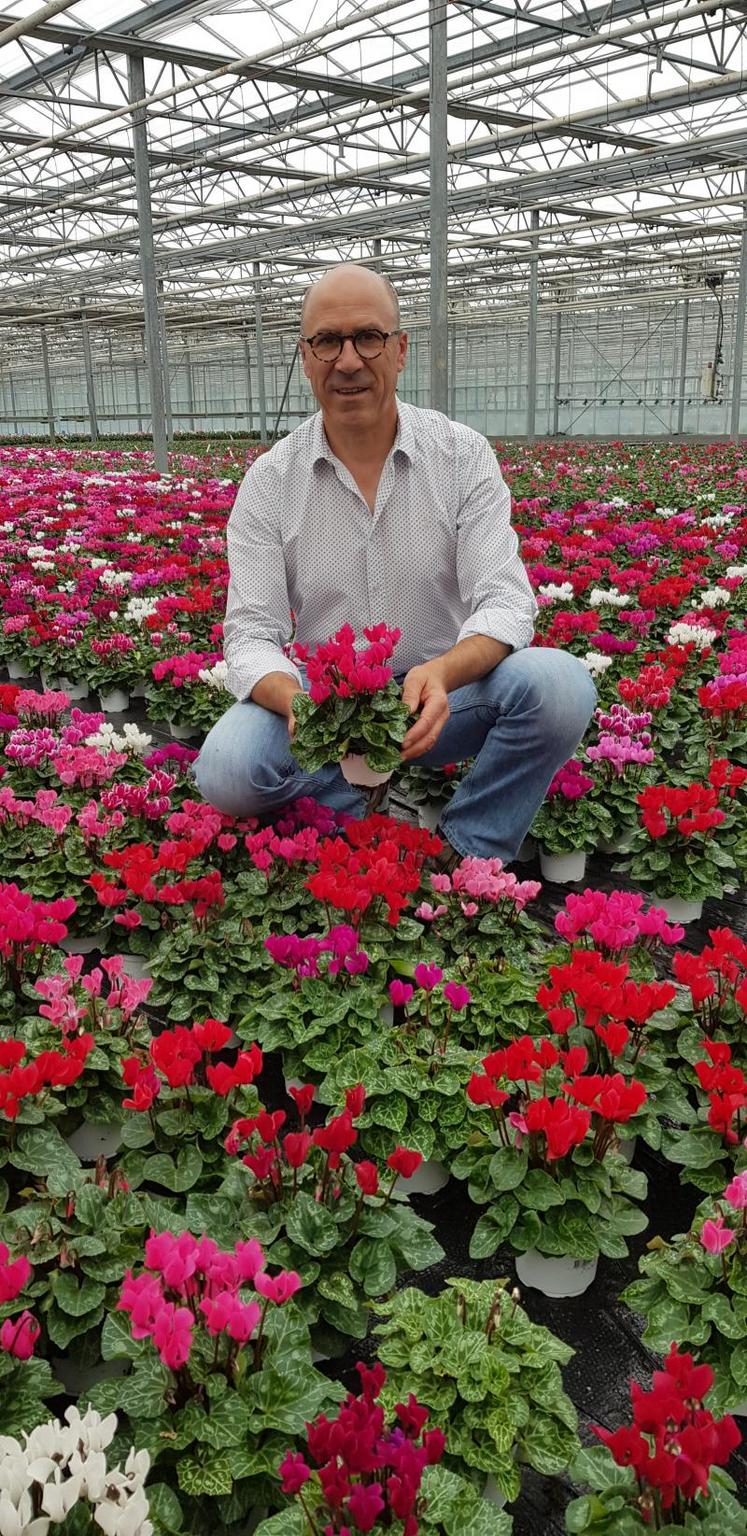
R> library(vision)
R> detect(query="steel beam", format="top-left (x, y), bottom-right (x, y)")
top-left (79, 299), bottom-right (99, 443)
top-left (731, 195), bottom-right (747, 441)
top-left (677, 297), bottom-right (689, 434)
top-left (526, 210), bottom-right (540, 441)
top-left (39, 326), bottom-right (55, 441)
top-left (552, 306), bottom-right (562, 435)
top-left (429, 0), bottom-right (449, 415)
top-left (254, 261), bottom-right (267, 444)
top-left (158, 278), bottom-right (173, 444)
top-left (127, 52), bottom-right (168, 473)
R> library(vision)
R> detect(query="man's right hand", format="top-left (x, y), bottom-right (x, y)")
top-left (250, 673), bottom-right (304, 739)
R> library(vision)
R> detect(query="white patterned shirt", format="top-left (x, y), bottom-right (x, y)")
top-left (223, 400), bottom-right (537, 701)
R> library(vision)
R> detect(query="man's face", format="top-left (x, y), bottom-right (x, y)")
top-left (299, 271), bottom-right (408, 432)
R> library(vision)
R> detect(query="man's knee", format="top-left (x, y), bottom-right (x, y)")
top-left (193, 700), bottom-right (289, 818)
top-left (500, 649), bottom-right (597, 744)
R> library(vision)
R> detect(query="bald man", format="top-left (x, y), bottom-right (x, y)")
top-left (195, 264), bottom-right (596, 866)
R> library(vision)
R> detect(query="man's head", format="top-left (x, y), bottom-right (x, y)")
top-left (299, 264), bottom-right (408, 432)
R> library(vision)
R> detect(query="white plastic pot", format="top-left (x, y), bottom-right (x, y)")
top-left (66, 1121), bottom-right (123, 1162)
top-left (380, 1003), bottom-right (394, 1027)
top-left (515, 1247), bottom-right (598, 1298)
top-left (167, 719), bottom-right (201, 741)
top-left (130, 681), bottom-right (147, 698)
top-left (42, 670), bottom-right (88, 700)
top-left (340, 754), bottom-right (393, 788)
top-left (6, 659), bottom-right (31, 680)
top-left (617, 1134), bottom-right (637, 1164)
top-left (417, 802), bottom-right (442, 832)
top-left (60, 929), bottom-right (107, 956)
top-left (99, 687), bottom-right (129, 713)
top-left (404, 1158), bottom-right (449, 1196)
top-left (656, 894), bottom-right (704, 924)
top-left (731, 1400), bottom-right (747, 1416)
top-left (539, 848), bottom-right (587, 884)
top-left (120, 953), bottom-right (151, 981)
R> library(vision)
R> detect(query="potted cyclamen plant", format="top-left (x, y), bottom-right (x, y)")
top-left (89, 1228), bottom-right (341, 1532)
top-left (452, 1035), bottom-right (648, 1297)
top-left (624, 763), bottom-right (744, 924)
top-left (317, 968), bottom-right (479, 1192)
top-left (564, 1344), bottom-right (744, 1533)
top-left (0, 1243), bottom-right (59, 1436)
top-left (291, 623), bottom-right (410, 787)
top-left (373, 1278), bottom-right (579, 1508)
top-left (186, 1085), bottom-right (443, 1355)
top-left (530, 761), bottom-right (614, 884)
top-left (584, 703), bottom-right (655, 852)
top-left (255, 1359), bottom-right (512, 1536)
top-left (622, 1169), bottom-right (747, 1416)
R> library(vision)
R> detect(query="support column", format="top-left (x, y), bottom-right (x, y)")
top-left (677, 296), bottom-right (689, 435)
top-left (449, 322), bottom-right (457, 419)
top-left (79, 299), bottom-right (99, 444)
top-left (134, 352), bottom-right (143, 435)
top-left (526, 209), bottom-right (539, 442)
top-left (429, 0), bottom-right (448, 414)
top-left (185, 350), bottom-right (196, 436)
top-left (243, 332), bottom-right (253, 432)
top-left (128, 53), bottom-right (168, 473)
top-left (157, 279), bottom-right (173, 444)
top-left (372, 237), bottom-right (382, 271)
top-left (731, 193), bottom-right (747, 441)
top-left (40, 328), bottom-right (55, 443)
top-left (552, 305), bottom-right (561, 436)
top-left (253, 261), bottom-right (267, 443)
top-left (8, 372), bottom-right (18, 438)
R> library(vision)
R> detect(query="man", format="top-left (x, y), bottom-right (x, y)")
top-left (195, 263), bottom-right (596, 864)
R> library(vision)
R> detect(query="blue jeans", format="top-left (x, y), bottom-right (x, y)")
top-left (193, 649), bottom-right (596, 864)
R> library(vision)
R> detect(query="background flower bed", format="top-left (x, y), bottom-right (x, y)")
top-left (0, 437), bottom-right (746, 1535)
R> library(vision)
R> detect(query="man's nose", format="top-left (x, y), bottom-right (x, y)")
top-left (335, 338), bottom-right (364, 373)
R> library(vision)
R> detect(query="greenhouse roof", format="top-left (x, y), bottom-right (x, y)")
top-left (0, 0), bottom-right (745, 339)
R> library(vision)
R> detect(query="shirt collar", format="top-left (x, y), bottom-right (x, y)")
top-left (311, 397), bottom-right (414, 466)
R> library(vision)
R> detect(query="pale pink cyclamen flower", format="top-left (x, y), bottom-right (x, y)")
top-left (724, 1171), bottom-right (747, 1209)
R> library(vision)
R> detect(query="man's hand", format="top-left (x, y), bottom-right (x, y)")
top-left (401, 662), bottom-right (450, 762)
top-left (251, 673), bottom-right (303, 740)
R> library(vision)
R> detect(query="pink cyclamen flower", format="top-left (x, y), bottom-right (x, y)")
top-left (724, 1171), bottom-right (747, 1210)
top-left (0, 1311), bottom-right (40, 1359)
top-left (700, 1217), bottom-right (735, 1255)
top-left (254, 1270), bottom-right (302, 1304)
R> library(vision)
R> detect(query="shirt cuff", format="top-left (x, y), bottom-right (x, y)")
top-left (225, 649), bottom-right (301, 703)
top-left (457, 606), bottom-right (536, 653)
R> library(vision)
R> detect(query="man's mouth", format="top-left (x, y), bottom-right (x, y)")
top-left (334, 386), bottom-right (368, 395)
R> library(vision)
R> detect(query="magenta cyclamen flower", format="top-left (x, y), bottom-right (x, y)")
top-left (414, 962), bottom-right (443, 992)
top-left (443, 981), bottom-right (471, 1011)
top-left (389, 979), bottom-right (413, 1007)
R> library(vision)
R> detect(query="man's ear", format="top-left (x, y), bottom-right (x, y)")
top-left (299, 341), bottom-right (313, 381)
top-left (396, 331), bottom-right (409, 375)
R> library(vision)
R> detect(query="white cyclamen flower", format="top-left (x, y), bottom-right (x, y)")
top-left (538, 582), bottom-right (574, 602)
top-left (666, 622), bottom-right (718, 650)
top-left (694, 587), bottom-right (730, 609)
top-left (197, 660), bottom-right (229, 690)
top-left (588, 588), bottom-right (631, 608)
top-left (581, 652), bottom-right (613, 676)
top-left (0, 1488), bottom-right (49, 1536)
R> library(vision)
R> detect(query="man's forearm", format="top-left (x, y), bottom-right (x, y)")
top-left (250, 672), bottom-right (303, 720)
top-left (429, 635), bottom-right (511, 694)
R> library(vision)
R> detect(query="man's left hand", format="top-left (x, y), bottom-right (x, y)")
top-left (401, 662), bottom-right (450, 762)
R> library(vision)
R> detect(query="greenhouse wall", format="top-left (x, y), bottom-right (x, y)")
top-left (1, 294), bottom-right (743, 441)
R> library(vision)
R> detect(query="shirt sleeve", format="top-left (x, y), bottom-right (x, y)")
top-left (454, 432), bottom-right (537, 652)
top-left (223, 456), bottom-right (301, 702)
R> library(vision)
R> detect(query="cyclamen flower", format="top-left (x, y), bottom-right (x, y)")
top-left (700, 1217), bottom-right (735, 1254)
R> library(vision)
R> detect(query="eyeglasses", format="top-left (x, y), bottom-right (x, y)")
top-left (300, 328), bottom-right (400, 361)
